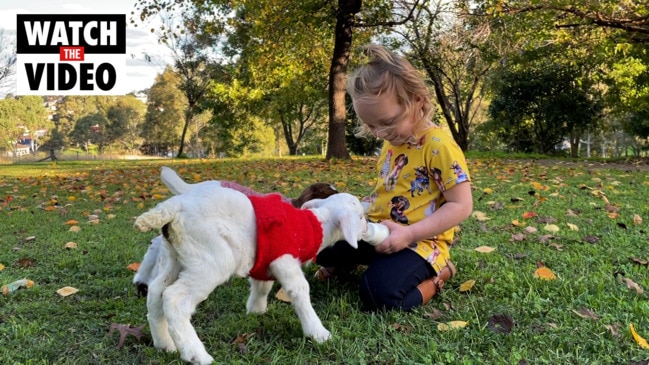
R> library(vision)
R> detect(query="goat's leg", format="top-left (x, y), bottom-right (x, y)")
top-left (163, 269), bottom-right (229, 365)
top-left (246, 279), bottom-right (274, 314)
top-left (269, 256), bottom-right (330, 343)
top-left (147, 260), bottom-right (179, 352)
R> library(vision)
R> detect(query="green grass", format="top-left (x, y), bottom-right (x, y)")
top-left (0, 157), bottom-right (648, 364)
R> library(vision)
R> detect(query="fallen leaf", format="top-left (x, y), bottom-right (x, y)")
top-left (523, 226), bottom-right (537, 234)
top-left (64, 219), bottom-right (79, 225)
top-left (391, 323), bottom-right (412, 333)
top-left (522, 211), bottom-right (537, 219)
top-left (127, 263), bottom-right (141, 272)
top-left (437, 321), bottom-right (469, 331)
top-left (275, 287), bottom-right (291, 302)
top-left (582, 235), bottom-right (600, 244)
top-left (24, 236), bottom-right (36, 242)
top-left (475, 246), bottom-right (496, 253)
top-left (483, 188), bottom-right (493, 194)
top-left (0, 263), bottom-right (4, 271)
top-left (548, 243), bottom-right (564, 251)
top-left (511, 219), bottom-right (526, 227)
top-left (471, 211), bottom-right (490, 221)
top-left (56, 286), bottom-right (79, 297)
top-left (231, 332), bottom-right (254, 344)
top-left (566, 209), bottom-right (579, 217)
top-left (64, 242), bottom-right (78, 249)
top-left (534, 267), bottom-right (557, 280)
top-left (487, 314), bottom-right (514, 334)
top-left (459, 280), bottom-right (475, 292)
top-left (572, 308), bottom-right (599, 320)
top-left (604, 323), bottom-right (621, 338)
top-left (538, 235), bottom-right (554, 244)
top-left (544, 224), bottom-right (560, 233)
top-left (424, 308), bottom-right (444, 320)
top-left (69, 226), bottom-right (81, 232)
top-left (566, 223), bottom-right (579, 231)
top-left (630, 324), bottom-right (649, 349)
top-left (633, 214), bottom-right (643, 225)
top-left (510, 233), bottom-right (526, 242)
top-left (108, 323), bottom-right (146, 348)
top-left (629, 258), bottom-right (648, 266)
top-left (623, 278), bottom-right (644, 294)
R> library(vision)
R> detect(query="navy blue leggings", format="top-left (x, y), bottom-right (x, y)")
top-left (316, 240), bottom-right (436, 311)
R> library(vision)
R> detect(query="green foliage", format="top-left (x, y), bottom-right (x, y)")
top-left (487, 49), bottom-right (603, 154)
top-left (0, 96), bottom-right (51, 154)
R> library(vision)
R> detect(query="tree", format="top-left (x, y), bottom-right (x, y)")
top-left (392, 0), bottom-right (497, 151)
top-left (69, 113), bottom-right (110, 153)
top-left (488, 59), bottom-right (602, 155)
top-left (497, 0), bottom-right (649, 44)
top-left (141, 67), bottom-right (187, 155)
top-left (0, 96), bottom-right (50, 156)
top-left (133, 0), bottom-right (424, 160)
top-left (0, 28), bottom-right (16, 92)
top-left (106, 95), bottom-right (147, 154)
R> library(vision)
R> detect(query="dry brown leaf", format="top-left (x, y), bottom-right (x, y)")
top-left (108, 323), bottom-right (146, 348)
top-left (475, 246), bottom-right (496, 253)
top-left (391, 323), bottom-right (412, 333)
top-left (424, 308), bottom-right (444, 320)
top-left (56, 286), bottom-right (79, 296)
top-left (548, 243), bottom-right (564, 251)
top-left (127, 263), bottom-right (141, 272)
top-left (275, 287), bottom-right (291, 302)
top-left (69, 226), bottom-right (81, 232)
top-left (510, 233), bottom-right (526, 242)
top-left (459, 280), bottom-right (475, 292)
top-left (566, 209), bottom-right (579, 217)
top-left (623, 278), bottom-right (644, 294)
top-left (572, 308), bottom-right (599, 320)
top-left (604, 323), bottom-right (621, 338)
top-left (64, 242), bottom-right (77, 249)
top-left (633, 214), bottom-right (643, 225)
top-left (487, 314), bottom-right (514, 334)
top-left (534, 267), bottom-right (557, 280)
top-left (523, 226), bottom-right (538, 234)
top-left (64, 219), bottom-right (79, 225)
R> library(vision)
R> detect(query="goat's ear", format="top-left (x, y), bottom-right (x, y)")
top-left (337, 210), bottom-right (360, 249)
top-left (301, 198), bottom-right (323, 210)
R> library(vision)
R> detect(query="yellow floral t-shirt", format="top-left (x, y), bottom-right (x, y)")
top-left (365, 125), bottom-right (470, 273)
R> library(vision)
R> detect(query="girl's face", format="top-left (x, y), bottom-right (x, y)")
top-left (353, 91), bottom-right (418, 146)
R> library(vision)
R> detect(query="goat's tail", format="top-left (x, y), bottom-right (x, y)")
top-left (160, 166), bottom-right (192, 195)
top-left (134, 198), bottom-right (180, 232)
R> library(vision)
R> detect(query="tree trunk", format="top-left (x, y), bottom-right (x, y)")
top-left (177, 105), bottom-right (194, 158)
top-left (325, 0), bottom-right (361, 160)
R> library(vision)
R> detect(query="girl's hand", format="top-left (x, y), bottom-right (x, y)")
top-left (374, 220), bottom-right (413, 255)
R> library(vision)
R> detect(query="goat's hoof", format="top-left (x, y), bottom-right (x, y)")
top-left (309, 328), bottom-right (331, 343)
top-left (134, 218), bottom-right (152, 232)
top-left (183, 351), bottom-right (214, 365)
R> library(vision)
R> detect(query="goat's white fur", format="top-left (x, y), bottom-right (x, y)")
top-left (134, 168), bottom-right (366, 365)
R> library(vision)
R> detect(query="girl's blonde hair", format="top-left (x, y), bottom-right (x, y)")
top-left (347, 44), bottom-right (434, 140)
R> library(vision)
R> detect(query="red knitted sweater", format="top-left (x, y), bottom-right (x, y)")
top-left (248, 194), bottom-right (323, 281)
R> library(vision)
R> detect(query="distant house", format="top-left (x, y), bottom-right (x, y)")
top-left (7, 143), bottom-right (30, 157)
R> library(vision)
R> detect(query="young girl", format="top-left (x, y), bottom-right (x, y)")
top-left (316, 44), bottom-right (473, 311)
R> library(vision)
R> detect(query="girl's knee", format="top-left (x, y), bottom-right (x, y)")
top-left (359, 274), bottom-right (406, 311)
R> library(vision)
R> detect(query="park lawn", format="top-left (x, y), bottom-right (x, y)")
top-left (0, 156), bottom-right (648, 364)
